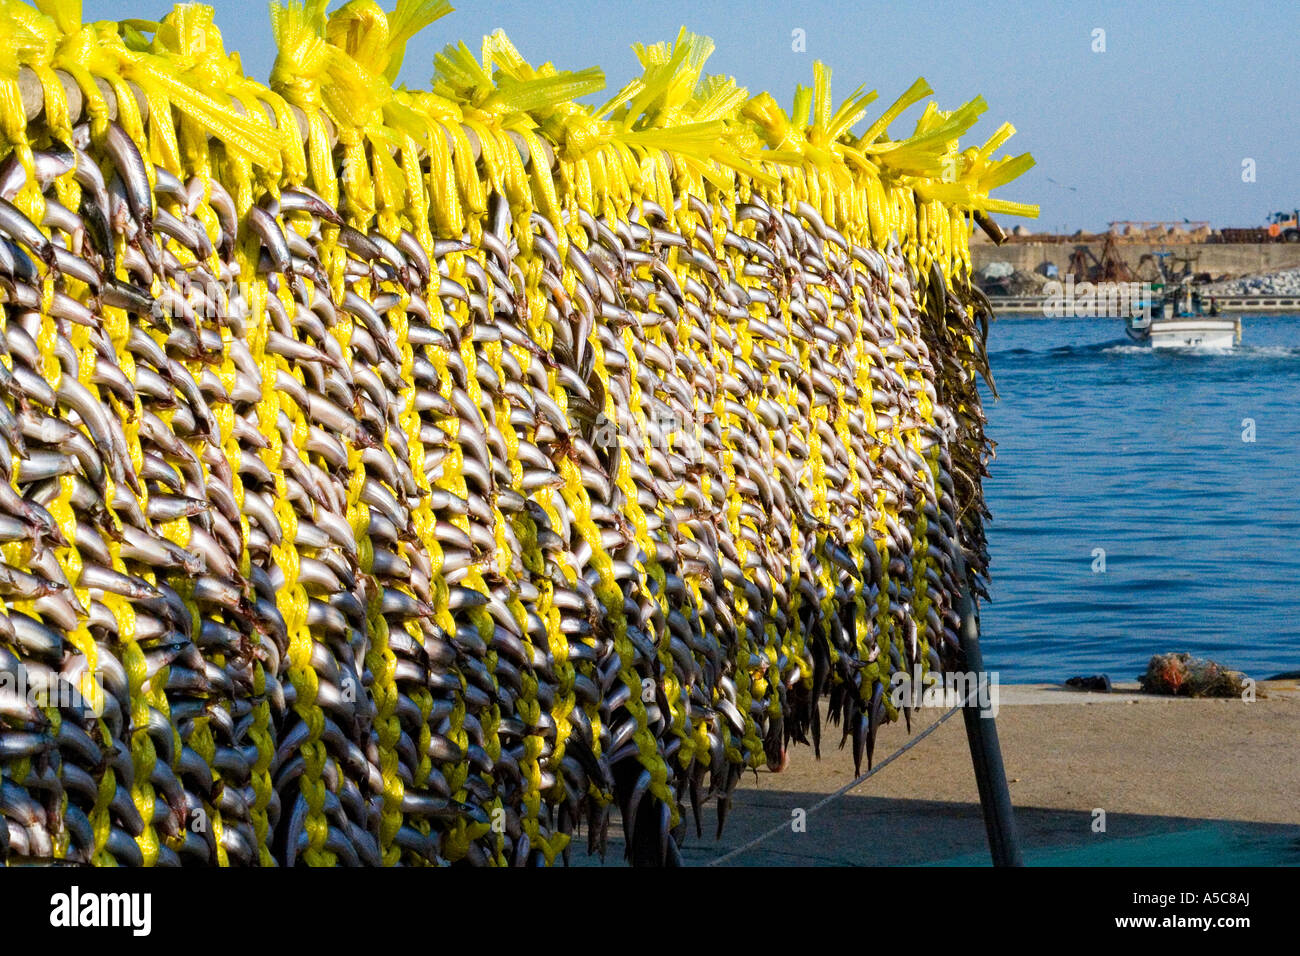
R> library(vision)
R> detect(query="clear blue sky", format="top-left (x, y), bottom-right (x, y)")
top-left (83, 0), bottom-right (1300, 233)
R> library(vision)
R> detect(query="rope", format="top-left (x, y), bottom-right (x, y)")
top-left (705, 700), bottom-right (964, 866)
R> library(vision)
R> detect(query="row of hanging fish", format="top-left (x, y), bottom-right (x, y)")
top-left (0, 0), bottom-right (1033, 865)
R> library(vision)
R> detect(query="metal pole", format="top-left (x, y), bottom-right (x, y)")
top-left (955, 566), bottom-right (1023, 867)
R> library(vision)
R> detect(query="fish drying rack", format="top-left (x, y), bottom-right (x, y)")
top-left (0, 1), bottom-right (1030, 867)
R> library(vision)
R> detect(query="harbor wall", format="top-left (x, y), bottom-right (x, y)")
top-left (971, 242), bottom-right (1300, 277)
top-left (986, 294), bottom-right (1300, 314)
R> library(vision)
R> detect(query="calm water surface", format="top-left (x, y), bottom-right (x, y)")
top-left (977, 314), bottom-right (1300, 682)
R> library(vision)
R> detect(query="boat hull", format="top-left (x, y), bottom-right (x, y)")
top-left (1146, 318), bottom-right (1240, 349)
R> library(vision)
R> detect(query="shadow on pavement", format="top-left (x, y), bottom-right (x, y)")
top-left (571, 791), bottom-right (1300, 866)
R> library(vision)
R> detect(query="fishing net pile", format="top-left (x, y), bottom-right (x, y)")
top-left (0, 0), bottom-right (1036, 866)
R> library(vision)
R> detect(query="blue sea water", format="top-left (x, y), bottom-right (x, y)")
top-left (976, 314), bottom-right (1300, 682)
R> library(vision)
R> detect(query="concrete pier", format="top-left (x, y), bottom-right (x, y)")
top-left (581, 681), bottom-right (1300, 866)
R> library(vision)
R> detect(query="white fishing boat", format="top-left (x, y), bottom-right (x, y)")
top-left (1127, 315), bottom-right (1242, 349)
top-left (1126, 283), bottom-right (1241, 349)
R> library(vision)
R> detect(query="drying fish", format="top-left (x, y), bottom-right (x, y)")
top-left (0, 1), bottom-right (1033, 869)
